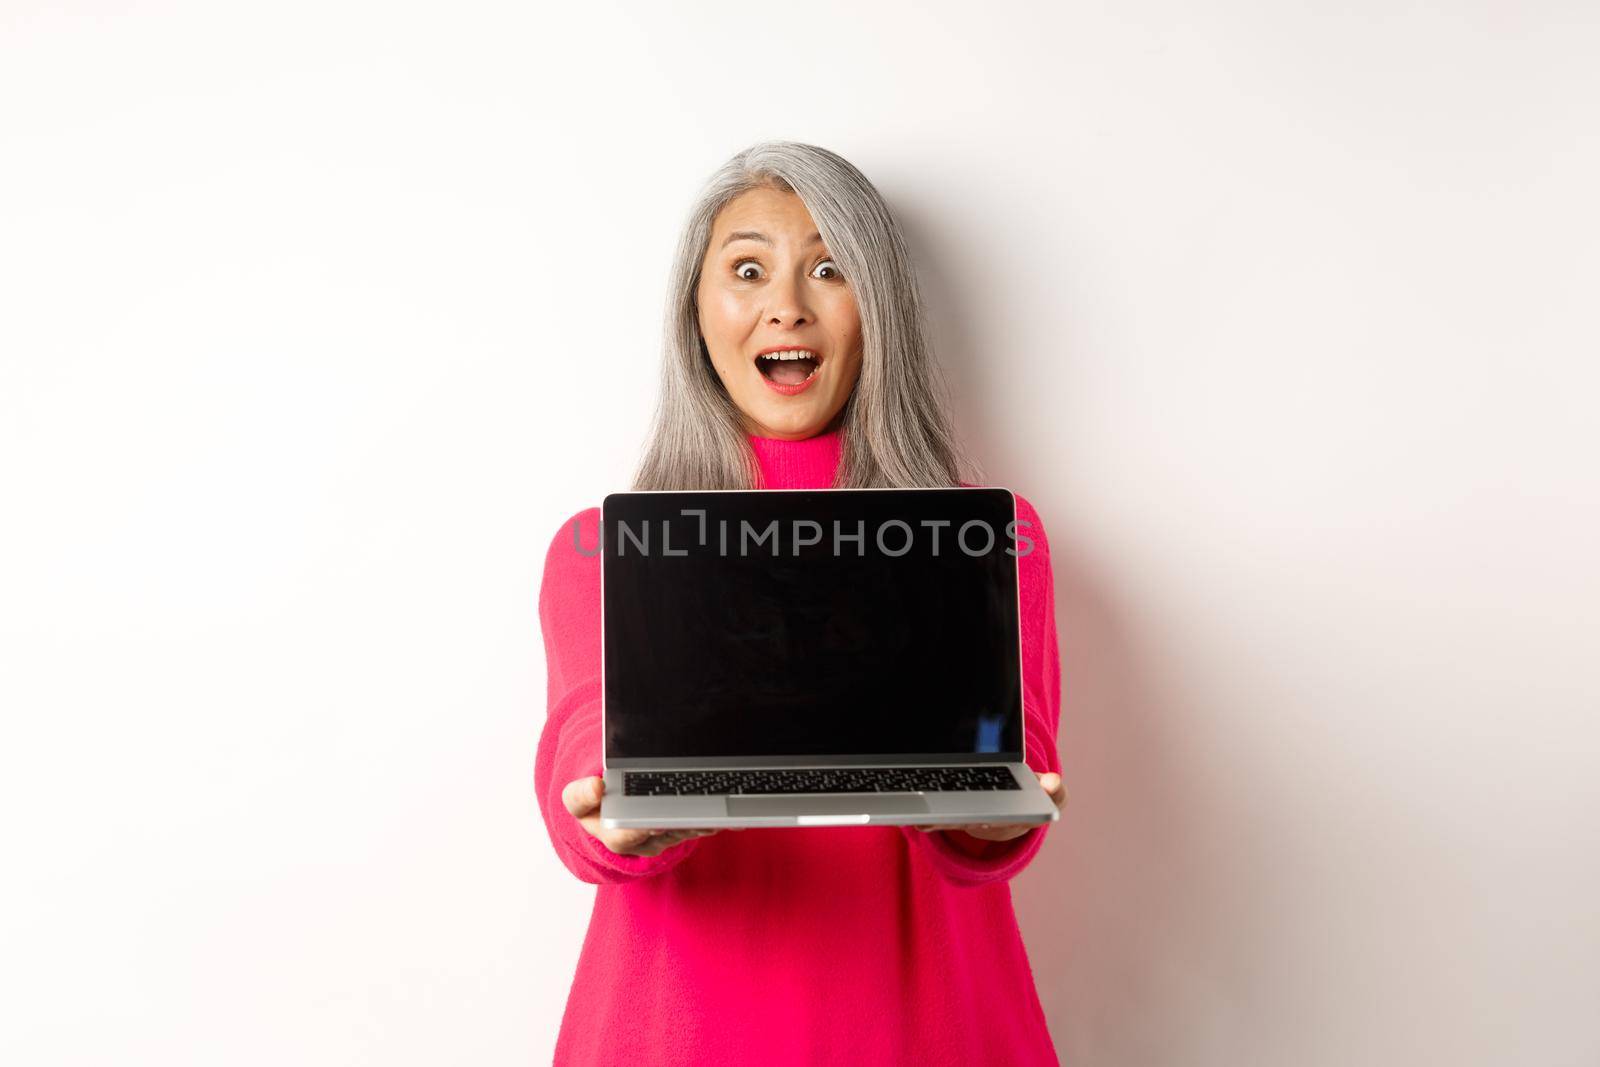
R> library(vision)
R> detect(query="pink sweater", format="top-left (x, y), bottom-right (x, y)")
top-left (535, 427), bottom-right (1063, 1066)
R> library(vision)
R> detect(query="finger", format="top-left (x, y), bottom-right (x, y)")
top-left (562, 776), bottom-right (603, 817)
top-left (627, 838), bottom-right (667, 857)
top-left (599, 825), bottom-right (657, 852)
top-left (1040, 772), bottom-right (1068, 807)
top-left (639, 830), bottom-right (698, 854)
top-left (965, 822), bottom-right (1031, 841)
top-left (614, 830), bottom-right (672, 855)
top-left (635, 828), bottom-right (718, 854)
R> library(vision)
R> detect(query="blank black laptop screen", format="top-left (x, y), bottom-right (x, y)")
top-left (599, 487), bottom-right (1026, 763)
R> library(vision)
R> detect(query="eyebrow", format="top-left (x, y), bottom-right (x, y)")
top-left (720, 230), bottom-right (823, 249)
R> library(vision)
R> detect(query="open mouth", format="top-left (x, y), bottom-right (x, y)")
top-left (755, 348), bottom-right (822, 386)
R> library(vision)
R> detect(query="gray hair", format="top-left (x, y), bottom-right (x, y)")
top-left (629, 140), bottom-right (977, 491)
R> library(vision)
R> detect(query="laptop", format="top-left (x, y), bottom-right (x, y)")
top-left (597, 486), bottom-right (1060, 830)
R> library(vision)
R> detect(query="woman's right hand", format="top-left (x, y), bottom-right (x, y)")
top-left (562, 775), bottom-right (736, 857)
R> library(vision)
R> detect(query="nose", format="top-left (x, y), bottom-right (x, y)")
top-left (766, 269), bottom-right (814, 327)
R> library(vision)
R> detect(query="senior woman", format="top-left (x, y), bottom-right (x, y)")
top-left (534, 141), bottom-right (1068, 1066)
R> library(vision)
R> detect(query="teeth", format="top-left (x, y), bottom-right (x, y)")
top-left (758, 349), bottom-right (820, 361)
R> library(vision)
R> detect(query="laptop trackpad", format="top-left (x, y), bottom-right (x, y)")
top-left (726, 794), bottom-right (931, 817)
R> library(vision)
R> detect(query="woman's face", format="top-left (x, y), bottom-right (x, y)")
top-left (696, 185), bottom-right (863, 441)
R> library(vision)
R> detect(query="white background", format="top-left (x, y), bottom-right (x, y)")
top-left (2, 2), bottom-right (1596, 1064)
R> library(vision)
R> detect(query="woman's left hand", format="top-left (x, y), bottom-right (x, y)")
top-left (911, 771), bottom-right (1068, 842)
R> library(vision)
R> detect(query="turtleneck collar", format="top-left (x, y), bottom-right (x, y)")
top-left (746, 426), bottom-right (843, 490)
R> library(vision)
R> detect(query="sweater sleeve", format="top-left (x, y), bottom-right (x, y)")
top-left (899, 489), bottom-right (1064, 888)
top-left (534, 506), bottom-right (708, 884)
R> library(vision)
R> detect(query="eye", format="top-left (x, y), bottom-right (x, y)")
top-left (813, 258), bottom-right (843, 280)
top-left (729, 257), bottom-right (843, 282)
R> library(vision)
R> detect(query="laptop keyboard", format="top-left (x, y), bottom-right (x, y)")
top-left (622, 766), bottom-right (1020, 797)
